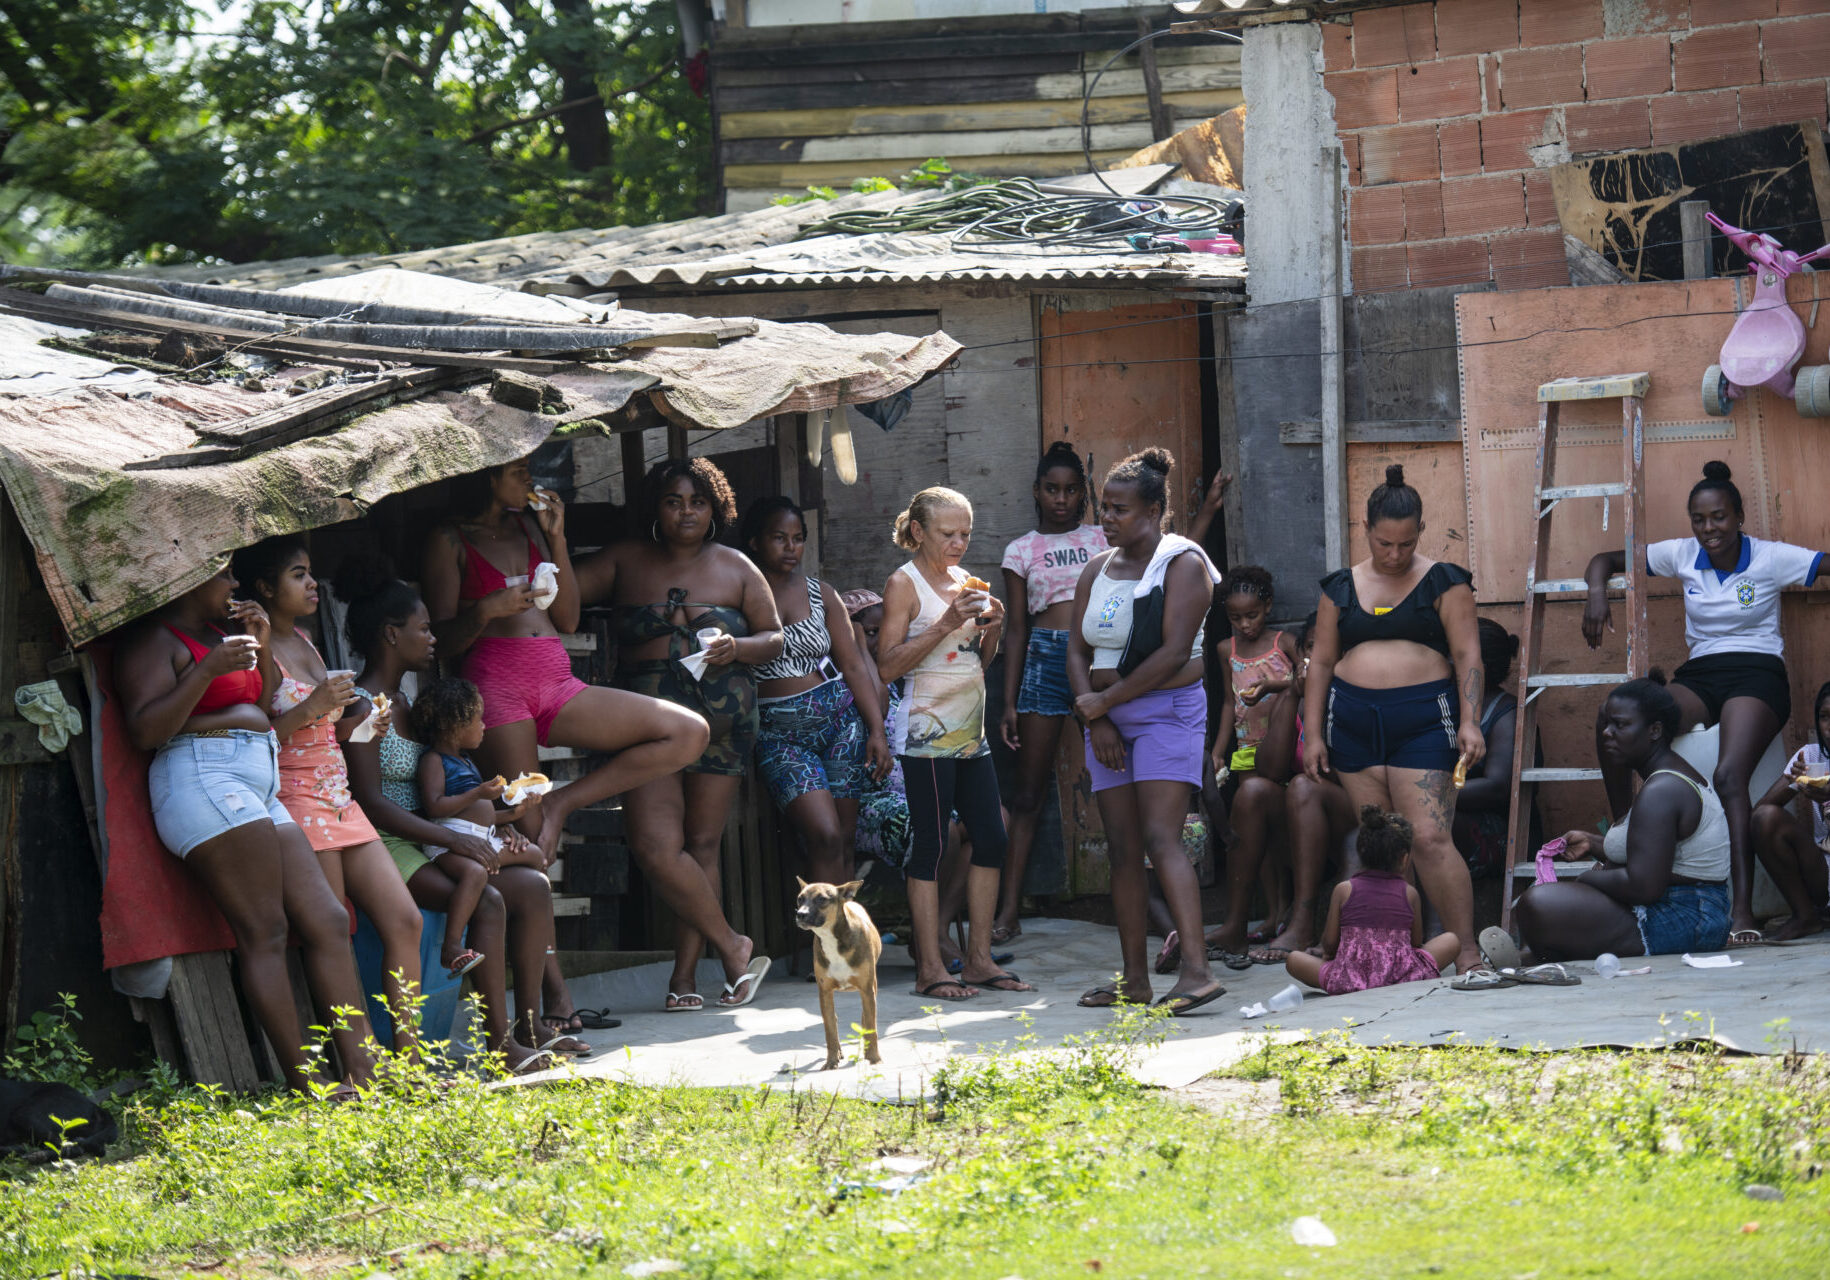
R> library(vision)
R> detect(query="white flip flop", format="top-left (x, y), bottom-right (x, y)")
top-left (720, 955), bottom-right (772, 1008)
top-left (1478, 926), bottom-right (1522, 971)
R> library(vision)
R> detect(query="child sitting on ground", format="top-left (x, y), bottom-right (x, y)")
top-left (414, 677), bottom-right (535, 979)
top-left (1286, 806), bottom-right (1459, 994)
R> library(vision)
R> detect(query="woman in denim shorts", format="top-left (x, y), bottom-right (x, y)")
top-left (1514, 674), bottom-right (1731, 960)
top-left (995, 442), bottom-right (1105, 943)
top-left (117, 566), bottom-right (378, 1097)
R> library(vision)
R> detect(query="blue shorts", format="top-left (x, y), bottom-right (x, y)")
top-left (1015, 626), bottom-right (1073, 717)
top-left (755, 678), bottom-right (869, 808)
top-left (1635, 882), bottom-right (1730, 956)
top-left (1325, 677), bottom-right (1459, 773)
top-left (149, 730), bottom-right (294, 857)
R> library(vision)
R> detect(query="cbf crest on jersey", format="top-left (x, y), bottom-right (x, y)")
top-left (1737, 580), bottom-right (1756, 608)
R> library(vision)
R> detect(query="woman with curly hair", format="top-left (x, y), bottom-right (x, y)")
top-left (576, 457), bottom-right (784, 1011)
top-left (424, 454), bottom-right (709, 1037)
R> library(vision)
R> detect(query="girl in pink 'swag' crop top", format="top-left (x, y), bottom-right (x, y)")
top-left (1001, 525), bottom-right (1110, 615)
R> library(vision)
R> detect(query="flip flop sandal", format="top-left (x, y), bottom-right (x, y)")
top-left (445, 950), bottom-right (485, 979)
top-left (1509, 963), bottom-right (1581, 986)
top-left (1154, 931), bottom-right (1181, 974)
top-left (570, 1008), bottom-right (621, 1030)
top-left (990, 924), bottom-right (1020, 945)
top-left (664, 992), bottom-right (704, 1012)
top-left (1478, 926), bottom-right (1522, 971)
top-left (1208, 947), bottom-right (1253, 970)
top-left (1155, 984), bottom-right (1226, 1017)
top-left (1078, 984), bottom-right (1127, 1008)
top-left (946, 951), bottom-right (1015, 975)
top-left (1727, 928), bottom-right (1766, 947)
top-left (966, 972), bottom-right (1032, 992)
top-left (918, 980), bottom-right (977, 1001)
top-left (510, 1050), bottom-right (558, 1076)
top-left (1246, 921), bottom-right (1285, 945)
top-left (538, 1032), bottom-right (594, 1057)
top-left (721, 955), bottom-right (772, 1008)
top-left (1450, 969), bottom-right (1519, 991)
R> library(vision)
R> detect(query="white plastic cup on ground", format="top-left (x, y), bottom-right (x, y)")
top-left (1594, 953), bottom-right (1621, 979)
top-left (1266, 983), bottom-right (1304, 1013)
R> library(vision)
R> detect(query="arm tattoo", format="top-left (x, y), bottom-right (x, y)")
top-left (1462, 665), bottom-right (1484, 711)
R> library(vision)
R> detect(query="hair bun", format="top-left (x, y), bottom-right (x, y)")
top-left (1701, 460), bottom-right (1733, 483)
top-left (1044, 440), bottom-right (1079, 460)
top-left (1646, 667), bottom-right (1668, 686)
top-left (1135, 447), bottom-right (1174, 474)
top-left (1358, 803), bottom-right (1385, 828)
top-left (1384, 464), bottom-right (1406, 487)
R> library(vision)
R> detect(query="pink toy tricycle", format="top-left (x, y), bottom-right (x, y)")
top-left (1702, 212), bottom-right (1830, 418)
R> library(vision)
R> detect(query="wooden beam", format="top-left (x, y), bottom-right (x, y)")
top-left (1278, 419), bottom-right (1462, 445)
top-left (666, 423), bottom-right (690, 460)
top-left (718, 88), bottom-right (1241, 141)
top-left (619, 428), bottom-right (646, 509)
top-left (1138, 16), bottom-right (1174, 143)
top-left (1319, 145), bottom-right (1348, 569)
top-left (1681, 199), bottom-right (1712, 280)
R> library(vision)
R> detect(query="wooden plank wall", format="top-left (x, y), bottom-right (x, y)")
top-left (710, 11), bottom-right (1242, 208)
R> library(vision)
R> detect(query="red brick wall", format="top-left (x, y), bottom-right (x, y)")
top-left (1326, 0), bottom-right (1830, 293)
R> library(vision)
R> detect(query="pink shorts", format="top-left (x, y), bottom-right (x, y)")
top-left (1084, 681), bottom-right (1206, 793)
top-left (464, 636), bottom-right (588, 746)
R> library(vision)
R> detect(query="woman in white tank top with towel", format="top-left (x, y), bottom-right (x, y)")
top-left (875, 486), bottom-right (1033, 1002)
top-left (1514, 673), bottom-right (1731, 961)
top-left (1069, 448), bottom-right (1227, 1016)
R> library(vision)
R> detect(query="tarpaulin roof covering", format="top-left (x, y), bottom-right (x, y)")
top-left (0, 273), bottom-right (958, 644)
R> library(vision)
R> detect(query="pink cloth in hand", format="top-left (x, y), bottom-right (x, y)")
top-left (1534, 837), bottom-right (1566, 886)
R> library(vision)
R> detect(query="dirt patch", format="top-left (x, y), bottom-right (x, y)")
top-left (1173, 1076), bottom-right (1281, 1121)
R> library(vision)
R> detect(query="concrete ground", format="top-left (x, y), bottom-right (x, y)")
top-left (520, 916), bottom-right (1830, 1097)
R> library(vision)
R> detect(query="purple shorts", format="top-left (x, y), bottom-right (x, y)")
top-left (1083, 682), bottom-right (1207, 793)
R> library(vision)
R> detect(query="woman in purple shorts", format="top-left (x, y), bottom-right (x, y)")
top-left (1068, 448), bottom-right (1226, 1016)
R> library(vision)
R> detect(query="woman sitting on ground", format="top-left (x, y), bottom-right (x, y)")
top-left (1514, 673), bottom-right (1731, 960)
top-left (576, 457), bottom-right (782, 1011)
top-left (338, 556), bottom-right (584, 1071)
top-left (1068, 449), bottom-right (1225, 1015)
top-left (1748, 680), bottom-right (1830, 942)
top-left (116, 566), bottom-right (375, 1097)
top-left (425, 455), bottom-right (708, 1033)
top-left (234, 536), bottom-right (428, 1058)
top-left (742, 497), bottom-right (891, 886)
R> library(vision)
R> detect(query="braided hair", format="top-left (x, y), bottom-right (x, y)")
top-left (1224, 564), bottom-right (1275, 605)
top-left (1034, 440), bottom-right (1089, 522)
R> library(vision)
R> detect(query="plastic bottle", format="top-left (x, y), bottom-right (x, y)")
top-left (1266, 983), bottom-right (1304, 1013)
top-left (1594, 952), bottom-right (1621, 979)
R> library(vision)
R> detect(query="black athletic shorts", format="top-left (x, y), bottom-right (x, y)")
top-left (1672, 652), bottom-right (1790, 726)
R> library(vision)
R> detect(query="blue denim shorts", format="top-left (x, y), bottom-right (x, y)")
top-left (148, 730), bottom-right (294, 857)
top-left (1016, 626), bottom-right (1073, 717)
top-left (1634, 881), bottom-right (1730, 955)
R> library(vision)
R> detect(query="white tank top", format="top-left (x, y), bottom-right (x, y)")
top-left (887, 562), bottom-right (987, 758)
top-left (1602, 769), bottom-right (1730, 883)
top-left (1081, 558), bottom-right (1205, 672)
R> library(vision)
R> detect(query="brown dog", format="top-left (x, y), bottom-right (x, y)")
top-left (794, 877), bottom-right (882, 1069)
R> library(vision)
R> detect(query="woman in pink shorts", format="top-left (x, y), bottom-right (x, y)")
top-left (1067, 447), bottom-right (1226, 1017)
top-left (425, 455), bottom-right (710, 1034)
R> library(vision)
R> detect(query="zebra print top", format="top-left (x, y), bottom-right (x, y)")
top-left (754, 576), bottom-right (832, 682)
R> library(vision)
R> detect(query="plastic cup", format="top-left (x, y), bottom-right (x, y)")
top-left (1265, 983), bottom-right (1304, 1014)
top-left (697, 626), bottom-right (723, 649)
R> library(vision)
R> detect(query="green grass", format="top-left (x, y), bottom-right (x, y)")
top-left (4, 1016), bottom-right (1829, 1279)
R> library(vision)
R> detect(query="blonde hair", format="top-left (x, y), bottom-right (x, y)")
top-left (891, 486), bottom-right (972, 550)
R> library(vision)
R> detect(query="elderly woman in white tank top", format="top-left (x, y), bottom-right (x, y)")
top-left (875, 486), bottom-right (1033, 1002)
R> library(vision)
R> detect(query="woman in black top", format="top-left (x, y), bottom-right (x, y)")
top-left (1304, 465), bottom-right (1487, 977)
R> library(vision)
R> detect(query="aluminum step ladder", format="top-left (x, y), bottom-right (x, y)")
top-left (1502, 373), bottom-right (1653, 925)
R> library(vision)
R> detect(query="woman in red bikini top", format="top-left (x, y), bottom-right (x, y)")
top-left (114, 565), bottom-right (377, 1098)
top-left (423, 454), bottom-right (716, 1040)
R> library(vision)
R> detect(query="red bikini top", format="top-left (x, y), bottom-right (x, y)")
top-left (166, 624), bottom-right (263, 714)
top-left (458, 520), bottom-right (543, 602)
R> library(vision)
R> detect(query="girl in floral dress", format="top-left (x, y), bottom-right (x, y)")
top-left (235, 536), bottom-right (426, 1056)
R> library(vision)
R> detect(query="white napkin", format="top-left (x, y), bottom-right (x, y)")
top-left (531, 561), bottom-right (559, 610)
top-left (679, 650), bottom-right (712, 682)
top-left (1682, 952), bottom-right (1742, 968)
top-left (503, 775), bottom-right (556, 806)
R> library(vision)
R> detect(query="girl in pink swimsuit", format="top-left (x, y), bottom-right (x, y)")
top-left (235, 535), bottom-right (428, 1057)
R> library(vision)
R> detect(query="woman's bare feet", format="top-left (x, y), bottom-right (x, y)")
top-left (1768, 913), bottom-right (1825, 943)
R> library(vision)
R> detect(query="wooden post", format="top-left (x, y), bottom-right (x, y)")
top-left (1138, 16), bottom-right (1174, 143)
top-left (618, 428), bottom-right (645, 510)
top-left (1319, 145), bottom-right (1348, 569)
top-left (666, 422), bottom-right (690, 460)
top-left (1681, 200), bottom-right (1712, 281)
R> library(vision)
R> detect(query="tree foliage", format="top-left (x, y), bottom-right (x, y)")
top-left (0, 0), bottom-right (712, 266)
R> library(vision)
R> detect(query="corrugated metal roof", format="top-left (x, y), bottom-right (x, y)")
top-left (147, 186), bottom-right (1248, 296)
